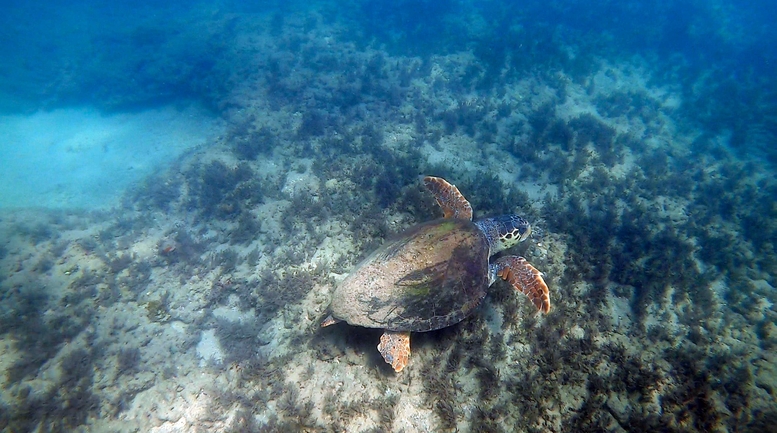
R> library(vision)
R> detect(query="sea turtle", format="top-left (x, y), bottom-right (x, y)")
top-left (321, 176), bottom-right (550, 372)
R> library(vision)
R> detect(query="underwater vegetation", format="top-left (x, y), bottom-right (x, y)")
top-left (0, 282), bottom-right (100, 431)
top-left (133, 171), bottom-right (182, 212)
top-left (6, 349), bottom-right (100, 431)
top-left (230, 122), bottom-right (279, 161)
top-left (188, 160), bottom-right (255, 219)
top-left (0, 0), bottom-right (775, 431)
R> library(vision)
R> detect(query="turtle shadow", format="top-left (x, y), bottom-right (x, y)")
top-left (313, 318), bottom-right (472, 374)
top-left (312, 324), bottom-right (389, 371)
top-left (412, 326), bottom-right (460, 355)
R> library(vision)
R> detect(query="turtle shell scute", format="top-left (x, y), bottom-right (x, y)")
top-left (330, 218), bottom-right (490, 332)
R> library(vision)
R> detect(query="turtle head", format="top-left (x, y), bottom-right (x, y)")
top-left (476, 215), bottom-right (532, 254)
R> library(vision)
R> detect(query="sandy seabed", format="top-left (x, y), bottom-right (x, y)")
top-left (1, 12), bottom-right (776, 433)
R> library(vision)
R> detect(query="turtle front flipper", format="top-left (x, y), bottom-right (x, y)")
top-left (492, 256), bottom-right (551, 313)
top-left (378, 330), bottom-right (411, 373)
top-left (423, 176), bottom-right (473, 221)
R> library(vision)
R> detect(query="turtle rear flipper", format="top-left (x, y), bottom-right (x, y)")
top-left (493, 256), bottom-right (551, 313)
top-left (321, 315), bottom-right (341, 327)
top-left (423, 176), bottom-right (473, 220)
top-left (378, 330), bottom-right (411, 372)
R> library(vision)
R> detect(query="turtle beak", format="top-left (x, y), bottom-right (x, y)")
top-left (519, 223), bottom-right (532, 242)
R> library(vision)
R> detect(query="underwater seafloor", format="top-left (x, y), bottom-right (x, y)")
top-left (1, 4), bottom-right (777, 433)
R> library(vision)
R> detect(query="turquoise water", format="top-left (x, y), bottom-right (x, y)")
top-left (0, 0), bottom-right (775, 431)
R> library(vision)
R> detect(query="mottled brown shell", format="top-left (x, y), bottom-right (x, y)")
top-left (330, 218), bottom-right (489, 332)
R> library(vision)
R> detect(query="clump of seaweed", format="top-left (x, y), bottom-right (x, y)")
top-left (245, 247), bottom-right (262, 268)
top-left (116, 347), bottom-right (142, 375)
top-left (216, 248), bottom-right (240, 273)
top-left (6, 347), bottom-right (100, 431)
top-left (466, 172), bottom-right (533, 218)
top-left (160, 229), bottom-right (206, 266)
top-left (421, 362), bottom-right (458, 430)
top-left (214, 317), bottom-right (268, 364)
top-left (33, 254), bottom-right (55, 273)
top-left (568, 113), bottom-right (619, 164)
top-left (14, 221), bottom-right (56, 245)
top-left (133, 171), bottom-right (182, 211)
top-left (297, 109), bottom-right (329, 139)
top-left (187, 160), bottom-right (254, 219)
top-left (231, 123), bottom-right (278, 160)
top-left (230, 211), bottom-right (262, 245)
top-left (661, 347), bottom-right (721, 431)
top-left (595, 90), bottom-right (660, 120)
top-left (3, 286), bottom-right (89, 385)
top-left (107, 252), bottom-right (134, 274)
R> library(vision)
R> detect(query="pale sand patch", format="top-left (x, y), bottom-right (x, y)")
top-left (0, 104), bottom-right (223, 209)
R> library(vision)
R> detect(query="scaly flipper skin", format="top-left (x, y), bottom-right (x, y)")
top-left (423, 176), bottom-right (473, 221)
top-left (494, 256), bottom-right (551, 313)
top-left (378, 330), bottom-right (411, 372)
